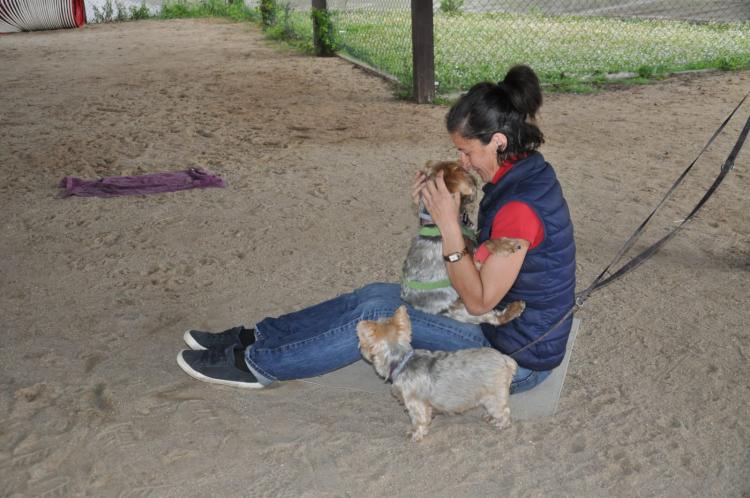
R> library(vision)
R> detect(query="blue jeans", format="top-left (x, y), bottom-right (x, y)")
top-left (245, 283), bottom-right (550, 394)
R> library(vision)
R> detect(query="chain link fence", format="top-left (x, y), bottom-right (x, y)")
top-left (257, 0), bottom-right (749, 96)
top-left (329, 0), bottom-right (412, 87)
top-left (433, 0), bottom-right (750, 93)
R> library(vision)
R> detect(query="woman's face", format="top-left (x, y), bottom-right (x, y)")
top-left (450, 132), bottom-right (503, 183)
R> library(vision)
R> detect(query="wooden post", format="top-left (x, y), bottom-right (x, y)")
top-left (411, 0), bottom-right (435, 103)
top-left (312, 0), bottom-right (334, 57)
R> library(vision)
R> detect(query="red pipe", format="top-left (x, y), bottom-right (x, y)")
top-left (72, 0), bottom-right (84, 27)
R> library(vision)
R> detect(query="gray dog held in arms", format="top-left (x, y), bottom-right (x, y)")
top-left (357, 305), bottom-right (518, 441)
top-left (400, 160), bottom-right (525, 325)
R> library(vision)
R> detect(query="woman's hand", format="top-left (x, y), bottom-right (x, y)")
top-left (411, 170), bottom-right (427, 207)
top-left (420, 171), bottom-right (461, 231)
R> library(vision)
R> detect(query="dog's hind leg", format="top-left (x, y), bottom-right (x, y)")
top-left (481, 360), bottom-right (516, 430)
top-left (482, 395), bottom-right (511, 430)
top-left (486, 300), bottom-right (526, 325)
top-left (442, 299), bottom-right (526, 325)
top-left (480, 389), bottom-right (512, 431)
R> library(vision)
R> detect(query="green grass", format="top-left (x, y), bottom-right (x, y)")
top-left (263, 4), bottom-right (314, 53)
top-left (332, 10), bottom-right (413, 86)
top-left (157, 0), bottom-right (314, 51)
top-left (159, 0), bottom-right (259, 22)
top-left (92, 0), bottom-right (153, 22)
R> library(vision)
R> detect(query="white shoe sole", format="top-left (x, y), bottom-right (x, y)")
top-left (183, 330), bottom-right (207, 351)
top-left (176, 351), bottom-right (264, 389)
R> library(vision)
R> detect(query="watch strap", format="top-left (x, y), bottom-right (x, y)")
top-left (443, 247), bottom-right (468, 263)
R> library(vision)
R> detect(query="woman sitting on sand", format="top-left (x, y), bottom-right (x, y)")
top-left (177, 65), bottom-right (576, 394)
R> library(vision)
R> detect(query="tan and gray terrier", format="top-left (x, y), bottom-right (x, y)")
top-left (356, 305), bottom-right (518, 442)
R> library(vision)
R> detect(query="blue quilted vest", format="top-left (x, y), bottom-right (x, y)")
top-left (477, 152), bottom-right (576, 370)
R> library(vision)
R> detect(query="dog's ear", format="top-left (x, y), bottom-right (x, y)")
top-left (447, 163), bottom-right (476, 198)
top-left (357, 320), bottom-right (382, 349)
top-left (436, 162), bottom-right (475, 199)
top-left (393, 306), bottom-right (412, 343)
top-left (356, 320), bottom-right (375, 346)
top-left (356, 321), bottom-right (377, 362)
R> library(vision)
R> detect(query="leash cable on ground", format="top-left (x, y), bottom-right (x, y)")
top-left (509, 91), bottom-right (750, 358)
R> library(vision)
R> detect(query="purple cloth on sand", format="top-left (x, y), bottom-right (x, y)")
top-left (59, 168), bottom-right (226, 198)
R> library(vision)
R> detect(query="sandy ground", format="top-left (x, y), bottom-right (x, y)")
top-left (1, 18), bottom-right (749, 497)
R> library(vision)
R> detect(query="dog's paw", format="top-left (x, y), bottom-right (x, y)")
top-left (483, 414), bottom-right (511, 431)
top-left (505, 300), bottom-right (526, 319)
top-left (409, 426), bottom-right (428, 442)
top-left (485, 237), bottom-right (525, 256)
top-left (486, 300), bottom-right (525, 326)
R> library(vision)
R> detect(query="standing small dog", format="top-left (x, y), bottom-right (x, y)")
top-left (401, 160), bottom-right (525, 325)
top-left (357, 305), bottom-right (518, 442)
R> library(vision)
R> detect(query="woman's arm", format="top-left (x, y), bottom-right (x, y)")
top-left (445, 232), bottom-right (528, 315)
top-left (420, 171), bottom-right (527, 315)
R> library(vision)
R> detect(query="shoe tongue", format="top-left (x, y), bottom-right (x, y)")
top-left (232, 347), bottom-right (251, 373)
top-left (239, 327), bottom-right (256, 348)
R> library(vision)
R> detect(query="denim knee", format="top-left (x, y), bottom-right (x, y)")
top-left (356, 282), bottom-right (401, 300)
top-left (510, 368), bottom-right (551, 395)
top-left (355, 283), bottom-right (402, 315)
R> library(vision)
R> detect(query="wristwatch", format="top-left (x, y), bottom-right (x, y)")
top-left (443, 247), bottom-right (468, 263)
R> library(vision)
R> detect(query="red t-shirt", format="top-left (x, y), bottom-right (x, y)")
top-left (474, 157), bottom-right (544, 264)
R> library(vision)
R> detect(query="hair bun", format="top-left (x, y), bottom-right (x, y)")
top-left (500, 65), bottom-right (542, 118)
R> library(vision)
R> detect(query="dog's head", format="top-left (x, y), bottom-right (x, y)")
top-left (356, 305), bottom-right (413, 380)
top-left (424, 160), bottom-right (477, 206)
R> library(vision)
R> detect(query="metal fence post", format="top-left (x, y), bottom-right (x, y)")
top-left (411, 0), bottom-right (435, 103)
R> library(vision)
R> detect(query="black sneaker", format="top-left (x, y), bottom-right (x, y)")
top-left (183, 325), bottom-right (256, 351)
top-left (176, 345), bottom-right (264, 389)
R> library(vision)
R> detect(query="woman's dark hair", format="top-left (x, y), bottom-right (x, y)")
top-left (446, 65), bottom-right (544, 160)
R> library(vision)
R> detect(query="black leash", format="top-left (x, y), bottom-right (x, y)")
top-left (509, 91), bottom-right (750, 359)
top-left (577, 91), bottom-right (750, 300)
